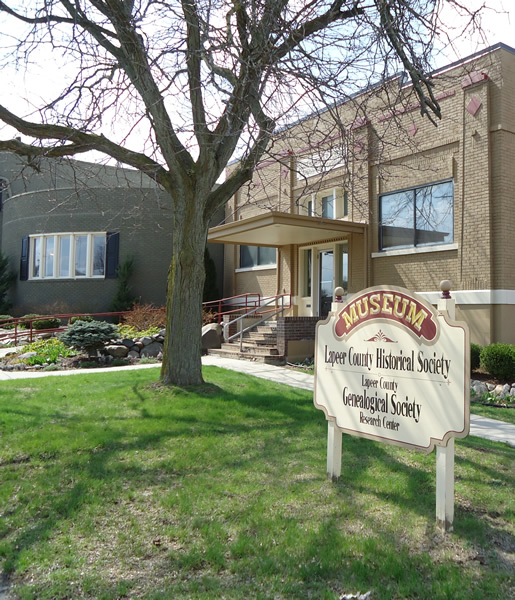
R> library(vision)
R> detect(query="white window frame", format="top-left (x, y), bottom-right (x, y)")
top-left (29, 232), bottom-right (107, 280)
top-left (299, 187), bottom-right (347, 219)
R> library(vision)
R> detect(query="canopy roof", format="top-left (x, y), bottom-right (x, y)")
top-left (208, 211), bottom-right (367, 247)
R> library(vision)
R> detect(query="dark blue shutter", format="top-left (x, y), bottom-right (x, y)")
top-left (20, 236), bottom-right (29, 280)
top-left (105, 232), bottom-right (119, 278)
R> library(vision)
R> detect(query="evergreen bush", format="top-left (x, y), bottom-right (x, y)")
top-left (0, 314), bottom-right (15, 329)
top-left (470, 343), bottom-right (482, 372)
top-left (32, 317), bottom-right (62, 330)
top-left (203, 248), bottom-right (220, 303)
top-left (59, 320), bottom-right (119, 356)
top-left (480, 344), bottom-right (515, 381)
top-left (19, 314), bottom-right (41, 329)
top-left (0, 252), bottom-right (16, 313)
top-left (68, 315), bottom-right (94, 325)
top-left (110, 257), bottom-right (137, 313)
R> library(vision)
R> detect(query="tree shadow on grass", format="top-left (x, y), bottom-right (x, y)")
top-left (0, 371), bottom-right (320, 581)
top-left (1, 367), bottom-right (513, 599)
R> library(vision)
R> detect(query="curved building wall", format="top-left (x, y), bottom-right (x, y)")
top-left (2, 184), bottom-right (174, 315)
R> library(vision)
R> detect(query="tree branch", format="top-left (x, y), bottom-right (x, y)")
top-left (181, 0), bottom-right (209, 146)
top-left (57, 0), bottom-right (195, 176)
top-left (0, 105), bottom-right (168, 184)
top-left (272, 1), bottom-right (365, 62)
top-left (0, 1), bottom-right (117, 40)
top-left (376, 0), bottom-right (441, 124)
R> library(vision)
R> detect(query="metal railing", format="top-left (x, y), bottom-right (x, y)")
top-left (202, 293), bottom-right (262, 324)
top-left (0, 293), bottom-right (291, 347)
top-left (222, 294), bottom-right (291, 351)
top-left (0, 311), bottom-right (130, 345)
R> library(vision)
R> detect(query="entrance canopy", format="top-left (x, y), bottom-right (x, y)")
top-left (208, 211), bottom-right (367, 247)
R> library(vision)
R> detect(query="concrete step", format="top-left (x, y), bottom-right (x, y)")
top-left (242, 336), bottom-right (277, 346)
top-left (221, 342), bottom-right (279, 356)
top-left (207, 347), bottom-right (286, 366)
top-left (256, 323), bottom-right (277, 331)
top-left (246, 331), bottom-right (277, 342)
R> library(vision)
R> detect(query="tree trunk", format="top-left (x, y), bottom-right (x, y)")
top-left (160, 192), bottom-right (208, 386)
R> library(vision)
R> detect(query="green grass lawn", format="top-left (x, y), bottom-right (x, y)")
top-left (469, 401), bottom-right (515, 425)
top-left (0, 367), bottom-right (513, 599)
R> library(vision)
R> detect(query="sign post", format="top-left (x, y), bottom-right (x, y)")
top-left (435, 281), bottom-right (457, 531)
top-left (314, 282), bottom-right (469, 531)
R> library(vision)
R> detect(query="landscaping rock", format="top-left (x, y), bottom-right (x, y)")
top-left (471, 381), bottom-right (488, 397)
top-left (140, 341), bottom-right (163, 358)
top-left (18, 351), bottom-right (38, 359)
top-left (105, 344), bottom-right (130, 358)
top-left (492, 384), bottom-right (510, 399)
top-left (202, 323), bottom-right (222, 351)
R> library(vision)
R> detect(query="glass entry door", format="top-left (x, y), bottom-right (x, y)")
top-left (319, 250), bottom-right (334, 317)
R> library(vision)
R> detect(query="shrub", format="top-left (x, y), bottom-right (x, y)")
top-left (0, 251), bottom-right (16, 313)
top-left (470, 343), bottom-right (482, 372)
top-left (22, 338), bottom-right (76, 365)
top-left (117, 324), bottom-right (161, 339)
top-left (139, 356), bottom-right (158, 365)
top-left (122, 303), bottom-right (166, 330)
top-left (69, 315), bottom-right (94, 325)
top-left (32, 317), bottom-right (62, 330)
top-left (79, 360), bottom-right (99, 369)
top-left (203, 248), bottom-right (220, 303)
top-left (110, 256), bottom-right (137, 313)
top-left (480, 344), bottom-right (515, 381)
top-left (0, 314), bottom-right (15, 329)
top-left (60, 320), bottom-right (119, 356)
top-left (19, 314), bottom-right (41, 329)
top-left (111, 358), bottom-right (130, 367)
top-left (202, 309), bottom-right (217, 325)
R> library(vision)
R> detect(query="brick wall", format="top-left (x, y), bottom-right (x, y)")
top-left (277, 316), bottom-right (320, 357)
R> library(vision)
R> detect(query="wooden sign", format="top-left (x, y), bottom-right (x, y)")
top-left (314, 285), bottom-right (470, 452)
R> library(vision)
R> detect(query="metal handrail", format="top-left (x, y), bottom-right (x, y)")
top-left (222, 294), bottom-right (290, 350)
top-left (0, 311), bottom-right (131, 345)
top-left (203, 293), bottom-right (261, 323)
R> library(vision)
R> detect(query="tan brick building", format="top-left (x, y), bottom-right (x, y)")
top-left (209, 43), bottom-right (515, 352)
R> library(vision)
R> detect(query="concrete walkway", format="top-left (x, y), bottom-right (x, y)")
top-left (0, 354), bottom-right (513, 447)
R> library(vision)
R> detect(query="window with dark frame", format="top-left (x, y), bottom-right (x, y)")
top-left (239, 245), bottom-right (276, 269)
top-left (379, 180), bottom-right (454, 251)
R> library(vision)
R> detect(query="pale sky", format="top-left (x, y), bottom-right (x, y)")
top-left (0, 1), bottom-right (513, 162)
top-left (436, 0), bottom-right (514, 64)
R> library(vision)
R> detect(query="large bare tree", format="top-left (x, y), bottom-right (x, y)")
top-left (0, 0), bottom-right (479, 385)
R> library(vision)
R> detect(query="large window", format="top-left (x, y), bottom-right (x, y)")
top-left (29, 233), bottom-right (107, 279)
top-left (239, 245), bottom-right (276, 269)
top-left (379, 180), bottom-right (454, 250)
